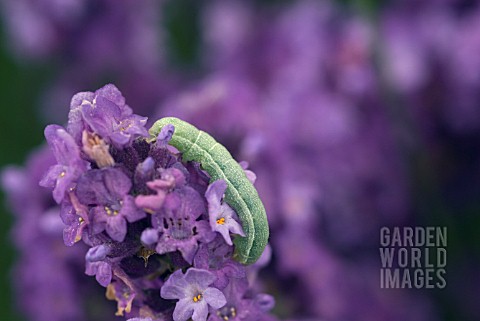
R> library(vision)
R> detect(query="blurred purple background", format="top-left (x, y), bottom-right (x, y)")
top-left (1, 0), bottom-right (479, 320)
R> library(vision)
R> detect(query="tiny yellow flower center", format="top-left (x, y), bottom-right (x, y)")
top-left (59, 171), bottom-right (66, 178)
top-left (192, 294), bottom-right (202, 302)
top-left (216, 217), bottom-right (225, 225)
top-left (105, 206), bottom-right (119, 216)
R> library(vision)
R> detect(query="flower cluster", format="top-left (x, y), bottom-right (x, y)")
top-left (38, 84), bottom-right (275, 321)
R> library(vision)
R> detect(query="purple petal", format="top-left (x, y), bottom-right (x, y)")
top-left (173, 298), bottom-right (194, 321)
top-left (239, 161), bottom-right (257, 184)
top-left (226, 216), bottom-right (245, 237)
top-left (63, 221), bottom-right (83, 246)
top-left (109, 131), bottom-right (132, 147)
top-left (155, 237), bottom-right (177, 255)
top-left (39, 164), bottom-right (64, 189)
top-left (136, 156), bottom-right (155, 176)
top-left (134, 156), bottom-right (155, 191)
top-left (44, 124), bottom-right (83, 166)
top-left (95, 84), bottom-right (126, 107)
top-left (70, 91), bottom-right (95, 111)
top-left (116, 114), bottom-right (149, 138)
top-left (243, 169), bottom-right (257, 184)
top-left (178, 186), bottom-right (206, 221)
top-left (177, 240), bottom-right (199, 264)
top-left (161, 270), bottom-right (189, 300)
top-left (103, 167), bottom-right (132, 198)
top-left (91, 206), bottom-right (108, 233)
top-left (76, 170), bottom-right (111, 205)
top-left (184, 268), bottom-right (216, 289)
top-left (40, 164), bottom-right (69, 203)
top-left (121, 195), bottom-right (146, 222)
top-left (105, 216), bottom-right (127, 242)
top-left (191, 301), bottom-right (208, 321)
top-left (217, 225), bottom-right (233, 246)
top-left (95, 262), bottom-right (112, 287)
top-left (59, 200), bottom-right (76, 225)
top-left (161, 167), bottom-right (187, 187)
top-left (156, 123), bottom-right (175, 147)
top-left (205, 180), bottom-right (227, 209)
top-left (161, 284), bottom-right (188, 301)
top-left (68, 92), bottom-right (94, 142)
top-left (82, 96), bottom-right (121, 136)
top-left (203, 287), bottom-right (227, 309)
top-left (195, 220), bottom-right (217, 243)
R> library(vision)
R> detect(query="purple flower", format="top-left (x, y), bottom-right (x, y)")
top-left (68, 84), bottom-right (149, 149)
top-left (151, 184), bottom-right (215, 263)
top-left (205, 180), bottom-right (245, 246)
top-left (160, 268), bottom-right (227, 321)
top-left (76, 167), bottom-right (146, 242)
top-left (39, 124), bottom-right (88, 203)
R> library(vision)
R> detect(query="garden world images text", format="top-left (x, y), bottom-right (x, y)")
top-left (380, 227), bottom-right (447, 289)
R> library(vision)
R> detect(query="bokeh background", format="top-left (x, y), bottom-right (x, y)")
top-left (0, 0), bottom-right (479, 321)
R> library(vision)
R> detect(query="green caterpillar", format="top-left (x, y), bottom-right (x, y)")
top-left (148, 117), bottom-right (269, 265)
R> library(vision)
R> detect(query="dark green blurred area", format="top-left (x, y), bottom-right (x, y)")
top-left (0, 26), bottom-right (48, 321)
top-left (0, 21), bottom-right (49, 321)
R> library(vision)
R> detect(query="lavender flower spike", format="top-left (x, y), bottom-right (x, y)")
top-left (161, 268), bottom-right (226, 321)
top-left (34, 84), bottom-right (276, 321)
top-left (206, 180), bottom-right (245, 245)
